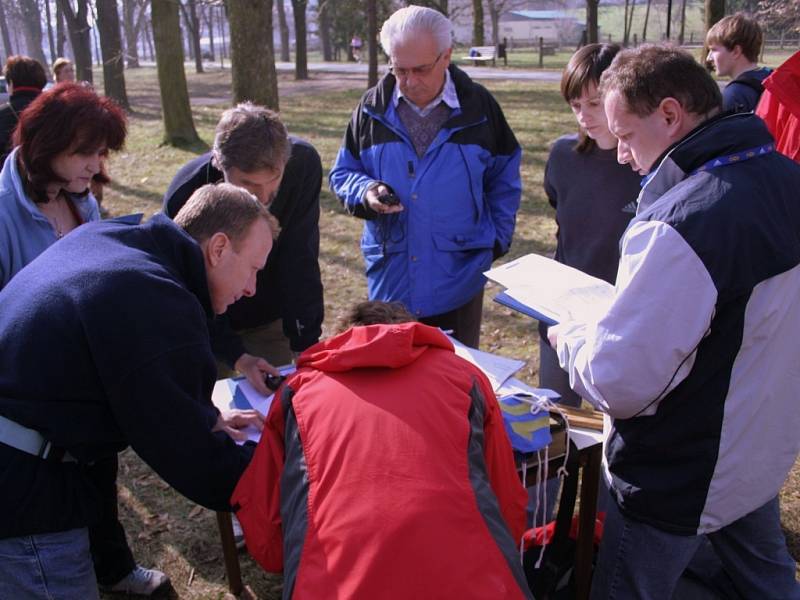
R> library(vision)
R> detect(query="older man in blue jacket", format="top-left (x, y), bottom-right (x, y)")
top-left (330, 5), bottom-right (522, 347)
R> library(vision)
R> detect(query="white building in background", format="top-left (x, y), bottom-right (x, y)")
top-left (500, 10), bottom-right (584, 46)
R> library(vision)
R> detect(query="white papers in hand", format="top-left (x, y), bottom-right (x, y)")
top-left (485, 253), bottom-right (614, 324)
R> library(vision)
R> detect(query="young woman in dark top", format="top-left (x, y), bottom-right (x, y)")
top-left (538, 43), bottom-right (643, 407)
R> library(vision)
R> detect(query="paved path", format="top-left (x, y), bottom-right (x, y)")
top-left (274, 60), bottom-right (562, 82)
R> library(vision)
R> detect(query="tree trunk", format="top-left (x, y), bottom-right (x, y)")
top-left (96, 0), bottom-right (130, 110)
top-left (0, 0), bottom-right (14, 60)
top-left (44, 0), bottom-right (57, 68)
top-left (180, 7), bottom-right (193, 62)
top-left (641, 0), bottom-right (652, 42)
top-left (318, 0), bottom-right (332, 62)
top-left (678, 0), bottom-right (688, 45)
top-left (90, 3), bottom-right (101, 66)
top-left (144, 16), bottom-right (155, 61)
top-left (291, 0), bottom-right (308, 80)
top-left (486, 0), bottom-right (499, 46)
top-left (701, 0), bottom-right (725, 66)
top-left (18, 0), bottom-right (49, 67)
top-left (472, 0), bottom-right (484, 46)
top-left (586, 0), bottom-right (599, 44)
top-left (624, 0), bottom-right (636, 46)
top-left (58, 0), bottom-right (94, 83)
top-left (218, 5), bottom-right (228, 62)
top-left (623, 0), bottom-right (630, 45)
top-left (204, 5), bottom-right (215, 62)
top-left (182, 0), bottom-right (204, 73)
top-left (122, 0), bottom-right (145, 68)
top-left (150, 0), bottom-right (200, 146)
top-left (367, 0), bottom-right (377, 88)
top-left (276, 0), bottom-right (290, 62)
top-left (226, 0), bottom-right (279, 109)
top-left (56, 0), bottom-right (67, 58)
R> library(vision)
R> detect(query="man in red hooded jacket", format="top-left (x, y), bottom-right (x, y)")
top-left (232, 301), bottom-right (531, 599)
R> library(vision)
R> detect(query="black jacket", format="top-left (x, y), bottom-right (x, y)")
top-left (163, 138), bottom-right (324, 363)
top-left (0, 214), bottom-right (253, 539)
top-left (0, 90), bottom-right (40, 165)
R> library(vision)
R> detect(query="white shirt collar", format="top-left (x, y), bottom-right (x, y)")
top-left (393, 68), bottom-right (460, 117)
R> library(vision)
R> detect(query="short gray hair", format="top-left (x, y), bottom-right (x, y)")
top-left (212, 102), bottom-right (291, 175)
top-left (379, 5), bottom-right (453, 57)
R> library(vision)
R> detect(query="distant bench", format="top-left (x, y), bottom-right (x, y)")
top-left (461, 45), bottom-right (496, 66)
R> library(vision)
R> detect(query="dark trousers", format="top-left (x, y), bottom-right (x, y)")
top-left (87, 455), bottom-right (136, 586)
top-left (420, 290), bottom-right (484, 348)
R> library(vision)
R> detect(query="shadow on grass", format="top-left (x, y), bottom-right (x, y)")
top-left (107, 181), bottom-right (167, 206)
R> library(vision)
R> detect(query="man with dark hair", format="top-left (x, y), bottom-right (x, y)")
top-left (330, 6), bottom-right (522, 348)
top-left (231, 301), bottom-right (531, 599)
top-left (164, 102), bottom-right (323, 396)
top-left (0, 183), bottom-right (272, 599)
top-left (549, 44), bottom-right (800, 598)
top-left (0, 55), bottom-right (47, 164)
top-left (706, 13), bottom-right (772, 112)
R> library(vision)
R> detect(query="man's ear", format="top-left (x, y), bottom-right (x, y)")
top-left (659, 97), bottom-right (684, 133)
top-left (731, 44), bottom-right (744, 60)
top-left (204, 231), bottom-right (231, 267)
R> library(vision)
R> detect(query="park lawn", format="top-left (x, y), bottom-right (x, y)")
top-left (99, 67), bottom-right (799, 598)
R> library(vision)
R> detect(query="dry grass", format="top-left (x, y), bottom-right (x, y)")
top-left (98, 66), bottom-right (799, 598)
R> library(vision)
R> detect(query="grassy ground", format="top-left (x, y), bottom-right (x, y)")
top-left (98, 66), bottom-right (800, 598)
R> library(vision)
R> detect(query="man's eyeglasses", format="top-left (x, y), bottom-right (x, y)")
top-left (389, 52), bottom-right (443, 78)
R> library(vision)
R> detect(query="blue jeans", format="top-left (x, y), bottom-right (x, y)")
top-left (591, 496), bottom-right (800, 600)
top-left (0, 528), bottom-right (99, 600)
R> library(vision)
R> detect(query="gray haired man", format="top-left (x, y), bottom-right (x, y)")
top-left (164, 103), bottom-right (323, 395)
top-left (330, 5), bottom-right (522, 348)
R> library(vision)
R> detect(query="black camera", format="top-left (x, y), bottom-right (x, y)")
top-left (264, 374), bottom-right (286, 392)
top-left (377, 191), bottom-right (401, 206)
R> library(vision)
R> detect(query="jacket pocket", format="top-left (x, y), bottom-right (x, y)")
top-left (431, 230), bottom-right (494, 277)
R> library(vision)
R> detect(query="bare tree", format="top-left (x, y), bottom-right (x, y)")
top-left (58, 0), bottom-right (93, 83)
top-left (123, 0), bottom-right (147, 68)
top-left (472, 0), bottom-right (484, 46)
top-left (179, 0), bottom-right (204, 73)
top-left (19, 0), bottom-right (49, 66)
top-left (276, 0), bottom-right (290, 62)
top-left (623, 0), bottom-right (636, 46)
top-left (0, 0), bottom-right (14, 60)
top-left (290, 0), bottom-right (308, 79)
top-left (586, 0), bottom-right (599, 44)
top-left (202, 4), bottom-right (215, 62)
top-left (151, 0), bottom-right (201, 146)
top-left (227, 0), bottom-right (279, 109)
top-left (485, 0), bottom-right (526, 48)
top-left (44, 0), bottom-right (57, 66)
top-left (702, 0), bottom-right (725, 65)
top-left (678, 0), bottom-right (688, 44)
top-left (56, 0), bottom-right (67, 58)
top-left (96, 0), bottom-right (130, 109)
top-left (641, 0), bottom-right (652, 42)
top-left (367, 0), bottom-right (377, 87)
top-left (317, 0), bottom-right (333, 61)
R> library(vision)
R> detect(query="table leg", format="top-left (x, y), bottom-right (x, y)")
top-left (216, 511), bottom-right (243, 596)
top-left (574, 444), bottom-right (602, 600)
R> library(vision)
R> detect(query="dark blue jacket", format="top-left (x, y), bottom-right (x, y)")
top-left (330, 65), bottom-right (521, 317)
top-left (0, 214), bottom-right (252, 539)
top-left (164, 138), bottom-right (324, 363)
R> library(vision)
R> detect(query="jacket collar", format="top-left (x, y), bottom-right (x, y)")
top-left (297, 322), bottom-right (454, 372)
top-left (638, 112), bottom-right (774, 213)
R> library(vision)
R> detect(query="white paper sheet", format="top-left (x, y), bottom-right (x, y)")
top-left (485, 253), bottom-right (615, 324)
top-left (449, 337), bottom-right (525, 391)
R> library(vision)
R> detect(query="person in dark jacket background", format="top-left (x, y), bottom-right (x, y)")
top-left (0, 183), bottom-right (274, 599)
top-left (164, 102), bottom-right (324, 396)
top-left (0, 55), bottom-right (46, 165)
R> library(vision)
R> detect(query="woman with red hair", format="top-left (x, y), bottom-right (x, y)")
top-left (0, 82), bottom-right (125, 288)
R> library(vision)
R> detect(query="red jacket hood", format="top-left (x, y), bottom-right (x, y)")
top-left (296, 322), bottom-right (454, 372)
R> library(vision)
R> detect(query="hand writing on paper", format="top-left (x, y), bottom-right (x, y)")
top-left (235, 353), bottom-right (280, 396)
top-left (213, 409), bottom-right (265, 442)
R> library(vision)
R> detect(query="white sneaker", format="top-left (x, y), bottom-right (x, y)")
top-left (100, 565), bottom-right (169, 596)
top-left (232, 514), bottom-right (246, 550)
